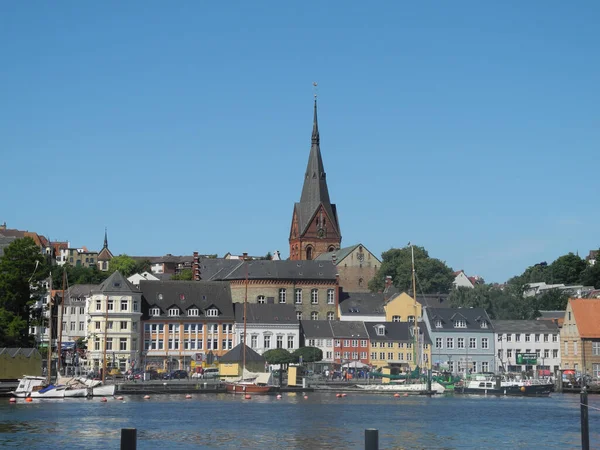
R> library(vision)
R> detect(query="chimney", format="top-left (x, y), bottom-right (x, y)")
top-left (242, 252), bottom-right (248, 261)
top-left (193, 251), bottom-right (200, 281)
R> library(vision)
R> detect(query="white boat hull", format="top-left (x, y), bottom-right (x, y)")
top-left (356, 382), bottom-right (445, 394)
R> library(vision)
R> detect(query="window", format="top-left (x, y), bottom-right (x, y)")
top-left (482, 362), bottom-right (489, 372)
top-left (392, 316), bottom-right (401, 322)
top-left (264, 335), bottom-right (271, 349)
top-left (94, 338), bottom-right (100, 351)
top-left (352, 339), bottom-right (358, 347)
top-left (481, 338), bottom-right (489, 350)
top-left (106, 338), bottom-right (113, 351)
top-left (379, 352), bottom-right (385, 360)
top-left (311, 311), bottom-right (318, 320)
top-left (150, 308), bottom-right (160, 316)
top-left (121, 300), bottom-right (128, 311)
top-left (525, 334), bottom-right (531, 342)
top-left (379, 342), bottom-right (385, 348)
top-left (132, 321), bottom-right (137, 331)
top-left (406, 353), bottom-right (412, 361)
top-left (205, 308), bottom-right (218, 317)
top-left (79, 321), bottom-right (84, 331)
top-left (515, 334), bottom-right (521, 342)
top-left (296, 311), bottom-right (302, 320)
top-left (107, 300), bottom-right (114, 311)
top-left (222, 324), bottom-right (232, 334)
top-left (457, 338), bottom-right (465, 349)
top-left (371, 352), bottom-right (377, 360)
top-left (79, 307), bottom-right (84, 314)
top-left (593, 342), bottom-right (600, 356)
top-left (498, 349), bottom-right (503, 359)
top-left (552, 334), bottom-right (558, 342)
top-left (327, 289), bottom-right (335, 304)
top-left (543, 334), bottom-right (549, 342)
top-left (133, 301), bottom-right (139, 312)
top-left (361, 340), bottom-right (367, 347)
top-left (222, 339), bottom-right (232, 350)
top-left (435, 338), bottom-right (443, 349)
top-left (454, 319), bottom-right (466, 328)
top-left (376, 325), bottom-right (385, 336)
top-left (294, 289), bottom-right (302, 304)
top-left (568, 311), bottom-right (571, 320)
top-left (327, 312), bottom-right (335, 321)
top-left (120, 338), bottom-right (127, 351)
top-left (107, 321), bottom-right (113, 329)
top-left (279, 288), bottom-right (287, 304)
top-left (387, 342), bottom-right (394, 348)
top-left (96, 300), bottom-right (101, 311)
top-left (169, 308), bottom-right (180, 317)
top-left (360, 352), bottom-right (367, 360)
top-left (95, 321), bottom-right (100, 330)
top-left (574, 341), bottom-right (578, 356)
top-left (435, 320), bottom-right (442, 328)
top-left (594, 364), bottom-right (600, 379)
top-left (534, 334), bottom-right (540, 343)
top-left (497, 334), bottom-right (503, 342)
top-left (251, 335), bottom-right (257, 348)
top-left (480, 321), bottom-right (488, 329)
top-left (311, 289), bottom-right (318, 305)
top-left (70, 307), bottom-right (75, 315)
top-left (336, 352), bottom-right (341, 360)
top-left (408, 316), bottom-right (415, 324)
top-left (446, 338), bottom-right (454, 349)
top-left (287, 335), bottom-right (294, 349)
top-left (257, 295), bottom-right (266, 304)
top-left (553, 349), bottom-right (558, 358)
top-left (70, 321), bottom-right (75, 331)
top-left (536, 349), bottom-right (541, 358)
top-left (506, 334), bottom-right (512, 342)
top-left (564, 341), bottom-right (568, 356)
top-left (544, 349), bottom-right (550, 358)
top-left (277, 335), bottom-right (283, 349)
top-left (120, 321), bottom-right (127, 330)
top-left (469, 338), bottom-right (477, 349)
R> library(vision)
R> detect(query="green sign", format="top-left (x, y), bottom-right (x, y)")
top-left (516, 352), bottom-right (537, 365)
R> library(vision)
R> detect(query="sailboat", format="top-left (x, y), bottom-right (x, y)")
top-left (224, 255), bottom-right (273, 394)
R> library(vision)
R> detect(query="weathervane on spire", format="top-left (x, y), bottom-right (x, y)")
top-left (313, 81), bottom-right (318, 99)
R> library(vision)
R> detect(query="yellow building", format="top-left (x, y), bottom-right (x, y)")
top-left (365, 322), bottom-right (431, 371)
top-left (384, 292), bottom-right (422, 323)
top-left (218, 343), bottom-right (266, 377)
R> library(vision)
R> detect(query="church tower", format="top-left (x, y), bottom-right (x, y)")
top-left (289, 98), bottom-right (341, 260)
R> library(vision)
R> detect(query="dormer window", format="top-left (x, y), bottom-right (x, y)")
top-left (150, 307), bottom-right (161, 317)
top-left (454, 319), bottom-right (466, 328)
top-left (480, 321), bottom-right (488, 329)
top-left (188, 308), bottom-right (199, 317)
top-left (168, 308), bottom-right (180, 317)
top-left (392, 315), bottom-right (401, 322)
top-left (205, 308), bottom-right (219, 317)
top-left (157, 293), bottom-right (163, 301)
top-left (376, 325), bottom-right (385, 336)
top-left (435, 320), bottom-right (443, 328)
top-left (408, 316), bottom-right (415, 324)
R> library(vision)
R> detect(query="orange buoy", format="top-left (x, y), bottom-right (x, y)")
top-left (394, 393), bottom-right (401, 398)
top-left (276, 394), bottom-right (282, 399)
top-left (185, 395), bottom-right (192, 399)
top-left (25, 397), bottom-right (33, 403)
top-left (403, 393), bottom-right (409, 397)
top-left (9, 398), bottom-right (17, 403)
top-left (100, 397), bottom-right (108, 402)
top-left (336, 393), bottom-right (341, 398)
top-left (116, 396), bottom-right (124, 400)
top-left (520, 386), bottom-right (526, 393)
top-left (303, 395), bottom-right (308, 399)
top-left (143, 395), bottom-right (151, 400)
top-left (244, 394), bottom-right (251, 400)
top-left (341, 393), bottom-right (347, 397)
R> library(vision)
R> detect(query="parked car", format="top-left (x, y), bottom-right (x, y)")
top-left (201, 368), bottom-right (220, 379)
top-left (144, 370), bottom-right (160, 380)
top-left (163, 370), bottom-right (189, 380)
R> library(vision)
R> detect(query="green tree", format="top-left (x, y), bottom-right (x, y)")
top-left (263, 349), bottom-right (295, 365)
top-left (51, 264), bottom-right (110, 287)
top-left (580, 254), bottom-right (600, 288)
top-left (172, 269), bottom-right (193, 281)
top-left (0, 237), bottom-right (49, 346)
top-left (369, 246), bottom-right (454, 294)
top-left (133, 259), bottom-right (152, 274)
top-left (292, 346), bottom-right (323, 363)
top-left (536, 288), bottom-right (569, 311)
top-left (108, 254), bottom-right (137, 277)
top-left (548, 253), bottom-right (586, 285)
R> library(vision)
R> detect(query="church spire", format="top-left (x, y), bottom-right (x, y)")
top-left (103, 227), bottom-right (108, 249)
top-left (312, 97), bottom-right (319, 145)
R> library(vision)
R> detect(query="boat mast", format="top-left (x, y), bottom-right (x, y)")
top-left (46, 273), bottom-right (53, 385)
top-left (242, 253), bottom-right (248, 378)
top-left (411, 244), bottom-right (419, 369)
top-left (57, 270), bottom-right (66, 376)
top-left (102, 294), bottom-right (108, 384)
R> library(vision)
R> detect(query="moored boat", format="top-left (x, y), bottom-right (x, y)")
top-left (356, 382), bottom-right (445, 394)
top-left (225, 381), bottom-right (273, 394)
top-left (11, 375), bottom-right (88, 398)
top-left (454, 373), bottom-right (552, 397)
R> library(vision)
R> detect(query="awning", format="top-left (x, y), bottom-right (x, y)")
top-left (61, 342), bottom-right (75, 349)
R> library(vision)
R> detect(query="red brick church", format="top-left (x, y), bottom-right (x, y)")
top-left (289, 99), bottom-right (342, 260)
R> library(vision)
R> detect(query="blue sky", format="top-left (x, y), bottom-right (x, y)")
top-left (1, 2), bottom-right (599, 283)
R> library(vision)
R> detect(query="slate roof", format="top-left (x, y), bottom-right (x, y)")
top-left (0, 235), bottom-right (16, 257)
top-left (570, 298), bottom-right (600, 338)
top-left (417, 294), bottom-right (450, 307)
top-left (139, 280), bottom-right (234, 320)
top-left (196, 258), bottom-right (243, 281)
top-left (424, 307), bottom-right (493, 332)
top-left (339, 292), bottom-right (386, 316)
top-left (491, 320), bottom-right (559, 333)
top-left (300, 320), bottom-right (334, 338)
top-left (364, 322), bottom-right (432, 345)
top-left (234, 303), bottom-right (298, 325)
top-left (329, 321), bottom-right (368, 338)
top-left (315, 244), bottom-right (359, 263)
top-left (538, 310), bottom-right (565, 320)
top-left (0, 348), bottom-right (40, 358)
top-left (210, 260), bottom-right (337, 282)
top-left (94, 271), bottom-right (138, 295)
top-left (64, 284), bottom-right (98, 305)
top-left (220, 343), bottom-right (265, 363)
top-left (294, 99), bottom-right (340, 236)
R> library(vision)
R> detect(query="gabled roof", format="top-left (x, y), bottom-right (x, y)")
top-left (300, 320), bottom-right (334, 338)
top-left (492, 320), bottom-right (560, 333)
top-left (570, 298), bottom-right (600, 338)
top-left (329, 321), bottom-right (368, 338)
top-left (424, 307), bottom-right (494, 332)
top-left (97, 247), bottom-right (113, 261)
top-left (416, 294), bottom-right (450, 307)
top-left (139, 280), bottom-right (234, 320)
top-left (94, 271), bottom-right (138, 295)
top-left (210, 260), bottom-right (337, 282)
top-left (234, 303), bottom-right (298, 325)
top-left (364, 322), bottom-right (432, 344)
top-left (537, 310), bottom-right (566, 320)
top-left (314, 243), bottom-right (381, 264)
top-left (220, 343), bottom-right (265, 363)
top-left (65, 284), bottom-right (99, 305)
top-left (339, 292), bottom-right (385, 316)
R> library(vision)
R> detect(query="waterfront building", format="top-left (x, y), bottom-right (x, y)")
top-left (300, 320), bottom-right (335, 368)
top-left (423, 307), bottom-right (495, 375)
top-left (233, 303), bottom-right (300, 355)
top-left (201, 258), bottom-right (339, 322)
top-left (384, 292), bottom-right (423, 323)
top-left (365, 322), bottom-right (432, 371)
top-left (59, 284), bottom-right (96, 346)
top-left (219, 343), bottom-right (266, 377)
top-left (330, 321), bottom-right (369, 366)
top-left (315, 244), bottom-right (381, 292)
top-left (338, 292), bottom-right (385, 322)
top-left (86, 272), bottom-right (142, 372)
top-left (289, 99), bottom-right (341, 261)
top-left (139, 280), bottom-right (235, 371)
top-left (560, 298), bottom-right (600, 377)
top-left (492, 320), bottom-right (561, 373)
top-left (58, 247), bottom-right (99, 268)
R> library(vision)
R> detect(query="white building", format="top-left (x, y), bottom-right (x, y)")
top-left (493, 320), bottom-right (561, 373)
top-left (453, 270), bottom-right (475, 289)
top-left (234, 303), bottom-right (300, 356)
top-left (300, 320), bottom-right (335, 367)
top-left (127, 271), bottom-right (159, 287)
top-left (59, 284), bottom-right (96, 346)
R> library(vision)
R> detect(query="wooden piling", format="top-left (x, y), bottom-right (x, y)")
top-left (365, 428), bottom-right (379, 450)
top-left (121, 428), bottom-right (137, 450)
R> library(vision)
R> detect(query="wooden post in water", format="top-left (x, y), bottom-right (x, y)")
top-left (121, 428), bottom-right (137, 450)
top-left (365, 428), bottom-right (379, 450)
top-left (581, 389), bottom-right (589, 450)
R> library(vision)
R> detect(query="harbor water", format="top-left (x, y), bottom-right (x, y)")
top-left (1, 392), bottom-right (598, 449)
